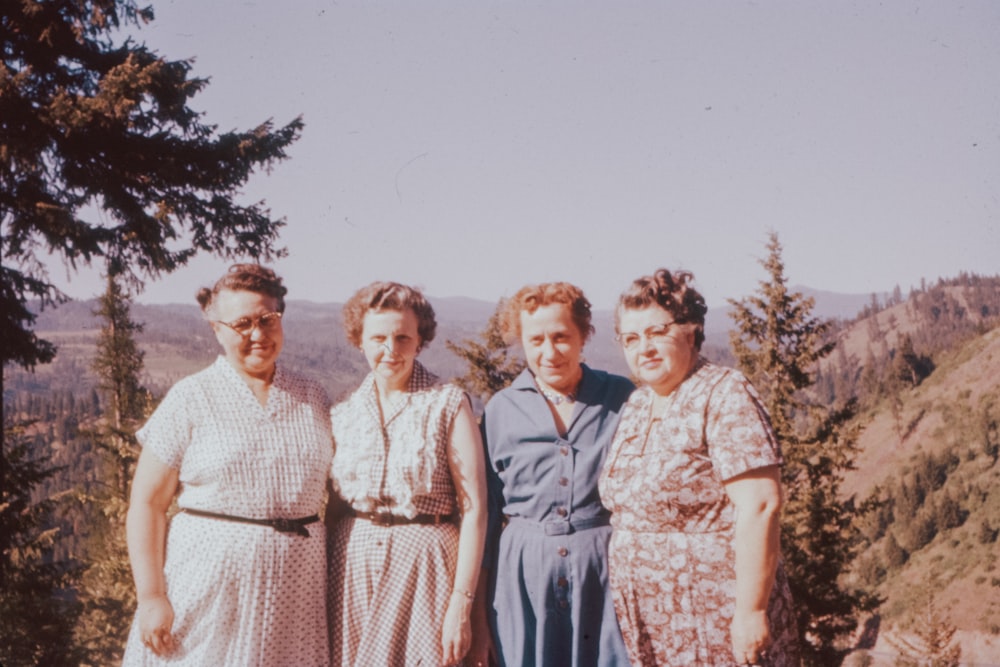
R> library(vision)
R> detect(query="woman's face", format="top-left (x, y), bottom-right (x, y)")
top-left (519, 303), bottom-right (585, 394)
top-left (360, 307), bottom-right (421, 389)
top-left (210, 289), bottom-right (284, 381)
top-left (617, 305), bottom-right (697, 396)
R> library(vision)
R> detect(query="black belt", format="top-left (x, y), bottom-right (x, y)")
top-left (347, 509), bottom-right (457, 527)
top-left (182, 508), bottom-right (319, 537)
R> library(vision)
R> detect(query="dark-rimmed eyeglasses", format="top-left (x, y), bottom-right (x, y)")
top-left (213, 311), bottom-right (283, 336)
top-left (615, 322), bottom-right (677, 350)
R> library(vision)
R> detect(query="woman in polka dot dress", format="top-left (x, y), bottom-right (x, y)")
top-left (326, 281), bottom-right (487, 667)
top-left (121, 264), bottom-right (333, 666)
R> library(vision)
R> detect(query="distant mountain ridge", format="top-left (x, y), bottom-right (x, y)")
top-left (22, 285), bottom-right (881, 400)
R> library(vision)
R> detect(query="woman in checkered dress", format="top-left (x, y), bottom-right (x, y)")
top-left (326, 281), bottom-right (487, 667)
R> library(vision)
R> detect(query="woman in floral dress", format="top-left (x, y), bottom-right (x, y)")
top-left (123, 264), bottom-right (332, 666)
top-left (326, 281), bottom-right (487, 667)
top-left (599, 269), bottom-right (799, 667)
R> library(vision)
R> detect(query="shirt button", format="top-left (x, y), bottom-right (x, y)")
top-left (558, 477), bottom-right (569, 486)
top-left (560, 446), bottom-right (570, 456)
top-left (557, 577), bottom-right (568, 588)
top-left (556, 507), bottom-right (568, 517)
top-left (558, 547), bottom-right (568, 557)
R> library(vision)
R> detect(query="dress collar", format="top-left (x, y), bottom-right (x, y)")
top-left (512, 363), bottom-right (599, 403)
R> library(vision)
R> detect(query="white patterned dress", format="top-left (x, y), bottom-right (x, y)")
top-left (121, 357), bottom-right (333, 667)
top-left (598, 359), bottom-right (799, 667)
top-left (327, 361), bottom-right (467, 667)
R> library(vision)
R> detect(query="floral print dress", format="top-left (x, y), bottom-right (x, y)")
top-left (598, 359), bottom-right (800, 667)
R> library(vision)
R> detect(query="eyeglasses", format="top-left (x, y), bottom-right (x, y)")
top-left (213, 311), bottom-right (283, 336)
top-left (615, 322), bottom-right (678, 350)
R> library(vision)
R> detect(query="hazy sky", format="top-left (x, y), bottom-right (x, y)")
top-left (50, 0), bottom-right (999, 309)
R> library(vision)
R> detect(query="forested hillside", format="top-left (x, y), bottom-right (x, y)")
top-left (814, 275), bottom-right (1000, 665)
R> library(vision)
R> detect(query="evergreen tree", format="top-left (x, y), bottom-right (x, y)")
top-left (888, 592), bottom-right (962, 667)
top-left (2, 0), bottom-right (303, 370)
top-left (2, 4), bottom-right (299, 639)
top-left (0, 419), bottom-right (85, 667)
top-left (445, 299), bottom-right (525, 408)
top-left (728, 232), bottom-right (876, 665)
top-left (72, 275), bottom-right (150, 664)
top-left (883, 532), bottom-right (908, 570)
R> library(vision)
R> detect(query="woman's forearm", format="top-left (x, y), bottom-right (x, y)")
top-left (126, 448), bottom-right (179, 603)
top-left (126, 501), bottom-right (170, 602)
top-left (733, 500), bottom-right (780, 614)
top-left (726, 467), bottom-right (783, 615)
top-left (453, 504), bottom-right (487, 597)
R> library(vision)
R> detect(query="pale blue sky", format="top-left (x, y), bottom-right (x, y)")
top-left (52, 0), bottom-right (999, 309)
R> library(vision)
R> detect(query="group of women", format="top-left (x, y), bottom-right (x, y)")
top-left (121, 263), bottom-right (800, 667)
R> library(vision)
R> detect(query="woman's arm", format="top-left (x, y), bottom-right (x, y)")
top-left (126, 447), bottom-right (180, 656)
top-left (724, 464), bottom-right (782, 665)
top-left (441, 399), bottom-right (488, 666)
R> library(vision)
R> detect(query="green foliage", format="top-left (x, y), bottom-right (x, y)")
top-left (729, 232), bottom-right (876, 665)
top-left (1, 0), bottom-right (303, 369)
top-left (71, 277), bottom-right (148, 664)
top-left (822, 274), bottom-right (1000, 417)
top-left (445, 299), bottom-right (525, 407)
top-left (728, 233), bottom-right (836, 437)
top-left (0, 420), bottom-right (86, 667)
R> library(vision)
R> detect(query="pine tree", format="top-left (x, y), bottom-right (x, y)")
top-left (883, 532), bottom-right (908, 570)
top-left (445, 299), bottom-right (525, 408)
top-left (2, 0), bottom-right (303, 370)
top-left (3, 5), bottom-right (300, 641)
top-left (888, 592), bottom-right (962, 667)
top-left (728, 232), bottom-right (877, 665)
top-left (72, 275), bottom-right (150, 664)
top-left (0, 419), bottom-right (86, 667)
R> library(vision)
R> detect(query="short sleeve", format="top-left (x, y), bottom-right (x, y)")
top-left (705, 371), bottom-right (782, 481)
top-left (136, 379), bottom-right (196, 470)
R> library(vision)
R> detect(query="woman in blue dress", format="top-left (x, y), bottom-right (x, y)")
top-left (478, 282), bottom-right (633, 667)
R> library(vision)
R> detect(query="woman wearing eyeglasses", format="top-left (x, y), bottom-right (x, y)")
top-left (325, 281), bottom-right (486, 667)
top-left (478, 282), bottom-right (633, 667)
top-left (122, 264), bottom-right (332, 666)
top-left (598, 269), bottom-right (799, 667)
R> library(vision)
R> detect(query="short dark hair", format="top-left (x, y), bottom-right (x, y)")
top-left (197, 264), bottom-right (287, 313)
top-left (616, 269), bottom-right (707, 349)
top-left (342, 281), bottom-right (437, 348)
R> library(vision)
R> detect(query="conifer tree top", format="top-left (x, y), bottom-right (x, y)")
top-left (1, 0), bottom-right (303, 369)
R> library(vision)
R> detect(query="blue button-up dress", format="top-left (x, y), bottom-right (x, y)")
top-left (483, 365), bottom-right (634, 667)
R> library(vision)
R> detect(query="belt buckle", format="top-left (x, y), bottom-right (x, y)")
top-left (372, 512), bottom-right (395, 527)
top-left (271, 518), bottom-right (296, 533)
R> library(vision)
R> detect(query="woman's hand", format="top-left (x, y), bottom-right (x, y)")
top-left (466, 573), bottom-right (496, 667)
top-left (137, 594), bottom-right (177, 656)
top-left (731, 608), bottom-right (771, 665)
top-left (440, 592), bottom-right (473, 666)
